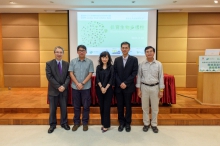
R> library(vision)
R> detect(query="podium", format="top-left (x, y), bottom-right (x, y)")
top-left (197, 56), bottom-right (220, 105)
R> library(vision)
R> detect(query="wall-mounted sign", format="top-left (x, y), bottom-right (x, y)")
top-left (199, 56), bottom-right (220, 72)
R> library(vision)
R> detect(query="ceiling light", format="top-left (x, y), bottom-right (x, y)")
top-left (159, 9), bottom-right (182, 12)
top-left (44, 10), bottom-right (56, 12)
top-left (9, 1), bottom-right (16, 4)
top-left (214, 0), bottom-right (218, 4)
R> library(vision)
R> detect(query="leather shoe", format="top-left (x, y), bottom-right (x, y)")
top-left (118, 124), bottom-right (125, 132)
top-left (143, 125), bottom-right (150, 132)
top-left (125, 125), bottom-right (131, 132)
top-left (151, 126), bottom-right (159, 133)
top-left (83, 125), bottom-right (88, 131)
top-left (48, 126), bottom-right (56, 133)
top-left (61, 124), bottom-right (70, 130)
top-left (72, 125), bottom-right (80, 131)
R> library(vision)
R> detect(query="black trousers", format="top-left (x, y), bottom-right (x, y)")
top-left (96, 87), bottom-right (113, 128)
top-left (116, 91), bottom-right (132, 126)
top-left (72, 89), bottom-right (91, 125)
top-left (49, 93), bottom-right (68, 127)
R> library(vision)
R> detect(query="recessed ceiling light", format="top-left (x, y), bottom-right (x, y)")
top-left (44, 10), bottom-right (56, 12)
top-left (9, 1), bottom-right (16, 4)
top-left (214, 0), bottom-right (218, 4)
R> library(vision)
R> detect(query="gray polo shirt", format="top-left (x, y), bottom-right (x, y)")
top-left (69, 57), bottom-right (94, 89)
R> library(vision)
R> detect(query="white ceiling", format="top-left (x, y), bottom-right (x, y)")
top-left (0, 0), bottom-right (220, 13)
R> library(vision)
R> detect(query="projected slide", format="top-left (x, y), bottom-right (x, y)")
top-left (77, 12), bottom-right (148, 56)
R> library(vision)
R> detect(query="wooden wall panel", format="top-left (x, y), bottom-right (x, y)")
top-left (3, 38), bottom-right (39, 51)
top-left (1, 14), bottom-right (38, 25)
top-left (39, 13), bottom-right (67, 26)
top-left (40, 63), bottom-right (46, 75)
top-left (187, 51), bottom-right (205, 63)
top-left (186, 75), bottom-right (197, 88)
top-left (40, 51), bottom-right (68, 63)
top-left (0, 14), bottom-right (4, 87)
top-left (188, 38), bottom-right (220, 50)
top-left (4, 75), bottom-right (40, 87)
top-left (158, 38), bottom-right (187, 51)
top-left (2, 26), bottom-right (39, 38)
top-left (188, 25), bottom-right (220, 38)
top-left (158, 51), bottom-right (186, 63)
top-left (2, 14), bottom-right (40, 87)
top-left (163, 63), bottom-right (186, 75)
top-left (40, 76), bottom-right (48, 88)
top-left (188, 13), bottom-right (220, 25)
top-left (158, 13), bottom-right (188, 87)
top-left (4, 63), bottom-right (40, 75)
top-left (158, 26), bottom-right (187, 38)
top-left (174, 75), bottom-right (186, 87)
top-left (3, 51), bottom-right (39, 63)
top-left (158, 13), bottom-right (188, 25)
top-left (40, 39), bottom-right (68, 51)
top-left (187, 13), bottom-right (220, 87)
top-left (39, 26), bottom-right (67, 38)
top-left (39, 13), bottom-right (68, 87)
top-left (186, 63), bottom-right (198, 76)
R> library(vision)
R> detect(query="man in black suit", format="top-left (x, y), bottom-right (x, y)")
top-left (46, 46), bottom-right (70, 133)
top-left (114, 42), bottom-right (138, 132)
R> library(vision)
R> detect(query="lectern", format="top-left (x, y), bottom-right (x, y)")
top-left (197, 56), bottom-right (220, 105)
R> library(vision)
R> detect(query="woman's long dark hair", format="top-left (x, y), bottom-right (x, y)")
top-left (98, 51), bottom-right (112, 70)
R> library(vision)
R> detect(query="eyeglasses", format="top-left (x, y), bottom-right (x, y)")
top-left (78, 49), bottom-right (86, 52)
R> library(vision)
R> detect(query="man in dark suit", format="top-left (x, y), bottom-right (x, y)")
top-left (46, 46), bottom-right (70, 133)
top-left (114, 42), bottom-right (138, 132)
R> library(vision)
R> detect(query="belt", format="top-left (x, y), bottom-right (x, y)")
top-left (141, 82), bottom-right (159, 86)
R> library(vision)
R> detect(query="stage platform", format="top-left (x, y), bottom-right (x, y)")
top-left (0, 88), bottom-right (220, 125)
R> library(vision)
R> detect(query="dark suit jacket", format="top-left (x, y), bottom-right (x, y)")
top-left (46, 59), bottom-right (70, 97)
top-left (114, 55), bottom-right (138, 93)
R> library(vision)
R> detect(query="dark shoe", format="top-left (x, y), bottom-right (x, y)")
top-left (151, 126), bottom-right (159, 133)
top-left (125, 125), bottom-right (131, 132)
top-left (101, 127), bottom-right (103, 130)
top-left (72, 125), bottom-right (80, 131)
top-left (61, 124), bottom-right (70, 130)
top-left (48, 126), bottom-right (56, 133)
top-left (83, 125), bottom-right (88, 131)
top-left (118, 124), bottom-right (125, 132)
top-left (143, 125), bottom-right (150, 132)
top-left (102, 128), bottom-right (108, 133)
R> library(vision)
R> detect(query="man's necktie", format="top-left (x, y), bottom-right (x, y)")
top-left (58, 62), bottom-right (62, 74)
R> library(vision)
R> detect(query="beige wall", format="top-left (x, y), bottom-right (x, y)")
top-left (158, 13), bottom-right (188, 87)
top-left (0, 14), bottom-right (4, 87)
top-left (1, 14), bottom-right (40, 87)
top-left (187, 13), bottom-right (220, 87)
top-left (39, 13), bottom-right (68, 87)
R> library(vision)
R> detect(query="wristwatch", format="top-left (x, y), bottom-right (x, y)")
top-left (81, 83), bottom-right (85, 85)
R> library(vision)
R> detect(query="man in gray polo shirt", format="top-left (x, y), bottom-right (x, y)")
top-left (69, 45), bottom-right (94, 131)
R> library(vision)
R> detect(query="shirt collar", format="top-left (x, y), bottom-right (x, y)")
top-left (56, 60), bottom-right (62, 64)
top-left (122, 55), bottom-right (129, 60)
top-left (144, 58), bottom-right (156, 64)
top-left (77, 57), bottom-right (86, 62)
